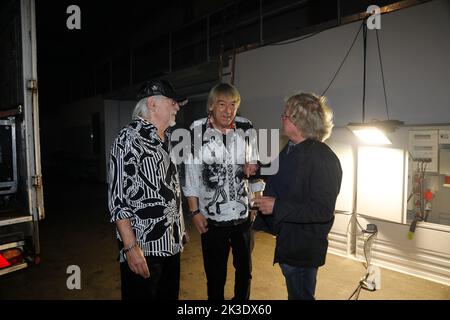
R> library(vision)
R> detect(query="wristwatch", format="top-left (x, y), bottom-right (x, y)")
top-left (189, 209), bottom-right (200, 218)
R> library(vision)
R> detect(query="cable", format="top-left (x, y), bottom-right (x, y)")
top-left (268, 30), bottom-right (322, 46)
top-left (348, 222), bottom-right (378, 300)
top-left (362, 22), bottom-right (367, 123)
top-left (354, 215), bottom-right (365, 232)
top-left (349, 273), bottom-right (371, 300)
top-left (347, 215), bottom-right (366, 247)
top-left (376, 29), bottom-right (390, 120)
top-left (321, 21), bottom-right (364, 96)
top-left (349, 282), bottom-right (363, 300)
top-left (363, 231), bottom-right (377, 268)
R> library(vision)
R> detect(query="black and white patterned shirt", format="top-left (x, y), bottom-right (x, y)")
top-left (181, 116), bottom-right (258, 226)
top-left (108, 118), bottom-right (184, 262)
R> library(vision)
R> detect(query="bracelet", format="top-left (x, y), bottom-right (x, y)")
top-left (189, 209), bottom-right (200, 218)
top-left (123, 242), bottom-right (138, 254)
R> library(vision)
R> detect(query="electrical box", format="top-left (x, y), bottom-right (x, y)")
top-left (440, 150), bottom-right (450, 176)
top-left (439, 130), bottom-right (450, 144)
top-left (439, 130), bottom-right (450, 176)
top-left (408, 130), bottom-right (438, 172)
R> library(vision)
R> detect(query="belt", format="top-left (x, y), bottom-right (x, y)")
top-left (207, 216), bottom-right (248, 227)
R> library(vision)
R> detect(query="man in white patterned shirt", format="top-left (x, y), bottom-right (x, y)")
top-left (182, 83), bottom-right (258, 300)
top-left (108, 79), bottom-right (187, 300)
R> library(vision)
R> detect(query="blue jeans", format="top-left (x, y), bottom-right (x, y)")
top-left (279, 264), bottom-right (318, 300)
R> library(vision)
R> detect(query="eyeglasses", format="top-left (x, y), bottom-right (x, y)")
top-left (280, 112), bottom-right (290, 120)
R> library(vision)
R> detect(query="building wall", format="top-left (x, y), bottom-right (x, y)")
top-left (103, 100), bottom-right (135, 182)
top-left (234, 0), bottom-right (450, 129)
top-left (233, 0), bottom-right (450, 285)
top-left (50, 97), bottom-right (135, 185)
top-left (56, 96), bottom-right (106, 182)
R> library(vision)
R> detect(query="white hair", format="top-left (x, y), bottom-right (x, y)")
top-left (132, 98), bottom-right (149, 120)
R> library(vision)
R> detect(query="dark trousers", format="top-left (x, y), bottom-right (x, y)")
top-left (201, 218), bottom-right (253, 300)
top-left (120, 253), bottom-right (180, 300)
top-left (279, 263), bottom-right (318, 300)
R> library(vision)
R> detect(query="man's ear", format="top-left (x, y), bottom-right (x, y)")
top-left (147, 96), bottom-right (155, 111)
top-left (208, 103), bottom-right (213, 113)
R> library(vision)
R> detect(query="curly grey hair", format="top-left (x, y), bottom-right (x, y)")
top-left (285, 92), bottom-right (334, 142)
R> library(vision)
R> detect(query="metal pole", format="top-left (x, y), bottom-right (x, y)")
top-left (362, 22), bottom-right (367, 123)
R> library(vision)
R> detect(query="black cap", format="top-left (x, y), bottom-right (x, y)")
top-left (137, 79), bottom-right (188, 106)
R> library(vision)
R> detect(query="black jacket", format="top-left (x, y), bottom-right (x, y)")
top-left (255, 139), bottom-right (342, 267)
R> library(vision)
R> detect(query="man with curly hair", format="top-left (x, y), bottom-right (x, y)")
top-left (254, 92), bottom-right (342, 300)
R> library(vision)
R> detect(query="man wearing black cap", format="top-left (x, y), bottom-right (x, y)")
top-left (108, 79), bottom-right (188, 300)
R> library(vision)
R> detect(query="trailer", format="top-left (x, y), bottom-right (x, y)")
top-left (0, 0), bottom-right (44, 275)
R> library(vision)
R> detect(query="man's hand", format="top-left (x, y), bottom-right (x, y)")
top-left (243, 163), bottom-right (258, 178)
top-left (192, 214), bottom-right (208, 234)
top-left (253, 196), bottom-right (275, 215)
top-left (116, 219), bottom-right (150, 278)
top-left (126, 246), bottom-right (150, 279)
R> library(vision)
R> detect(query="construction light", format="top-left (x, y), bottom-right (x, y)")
top-left (347, 120), bottom-right (404, 145)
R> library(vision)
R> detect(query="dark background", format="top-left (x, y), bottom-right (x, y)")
top-left (34, 0), bottom-right (397, 113)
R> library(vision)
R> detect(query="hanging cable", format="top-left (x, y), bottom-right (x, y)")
top-left (268, 30), bottom-right (322, 46)
top-left (362, 21), bottom-right (367, 123)
top-left (230, 1), bottom-right (239, 85)
top-left (363, 230), bottom-right (377, 268)
top-left (321, 21), bottom-right (364, 96)
top-left (376, 29), bottom-right (390, 120)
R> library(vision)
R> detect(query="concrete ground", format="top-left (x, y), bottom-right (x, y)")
top-left (0, 181), bottom-right (449, 300)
